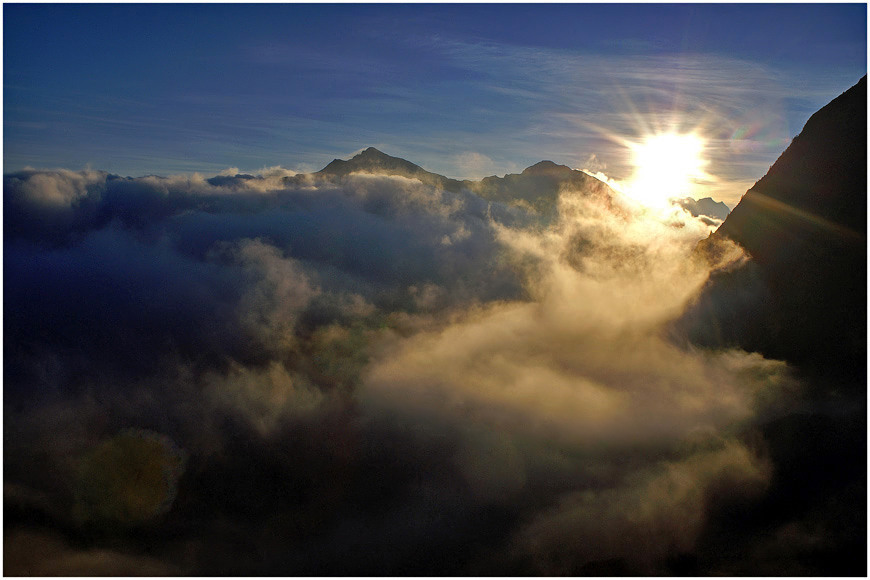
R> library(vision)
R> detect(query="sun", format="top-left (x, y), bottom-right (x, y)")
top-left (625, 132), bottom-right (709, 208)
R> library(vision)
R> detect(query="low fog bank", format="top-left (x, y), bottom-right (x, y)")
top-left (4, 164), bottom-right (862, 575)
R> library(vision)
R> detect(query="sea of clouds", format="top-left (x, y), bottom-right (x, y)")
top-left (4, 165), bottom-right (807, 574)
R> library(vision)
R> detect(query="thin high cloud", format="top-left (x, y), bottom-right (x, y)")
top-left (404, 38), bottom-right (859, 201)
top-left (0, 163), bottom-right (814, 574)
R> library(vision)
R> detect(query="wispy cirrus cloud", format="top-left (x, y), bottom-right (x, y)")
top-left (415, 38), bottom-right (857, 203)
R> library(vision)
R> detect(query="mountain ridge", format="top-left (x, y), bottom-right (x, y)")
top-left (309, 146), bottom-right (617, 213)
top-left (307, 146), bottom-right (727, 216)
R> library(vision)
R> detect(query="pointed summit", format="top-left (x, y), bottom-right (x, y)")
top-left (317, 146), bottom-right (426, 175)
top-left (356, 146), bottom-right (389, 158)
top-left (316, 147), bottom-right (465, 191)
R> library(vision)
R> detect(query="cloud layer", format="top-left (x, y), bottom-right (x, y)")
top-left (2, 164), bottom-right (854, 574)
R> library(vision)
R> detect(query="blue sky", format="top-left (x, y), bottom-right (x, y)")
top-left (4, 3), bottom-right (866, 203)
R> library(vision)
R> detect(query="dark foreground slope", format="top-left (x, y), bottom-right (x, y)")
top-left (675, 77), bottom-right (867, 576)
top-left (682, 76), bottom-right (867, 388)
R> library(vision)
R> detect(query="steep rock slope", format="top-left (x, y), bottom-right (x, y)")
top-left (685, 77), bottom-right (866, 384)
top-left (675, 77), bottom-right (867, 577)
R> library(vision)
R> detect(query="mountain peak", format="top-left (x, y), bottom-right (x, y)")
top-left (522, 160), bottom-right (574, 176)
top-left (316, 147), bottom-right (466, 192)
top-left (355, 146), bottom-right (389, 159)
top-left (318, 147), bottom-right (419, 175)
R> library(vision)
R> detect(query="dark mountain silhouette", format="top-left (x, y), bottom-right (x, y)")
top-left (681, 76), bottom-right (866, 387)
top-left (675, 77), bottom-right (867, 578)
top-left (718, 78), bottom-right (866, 249)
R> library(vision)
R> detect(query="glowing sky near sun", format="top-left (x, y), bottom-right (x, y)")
top-left (4, 3), bottom-right (866, 205)
top-left (624, 133), bottom-right (710, 208)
